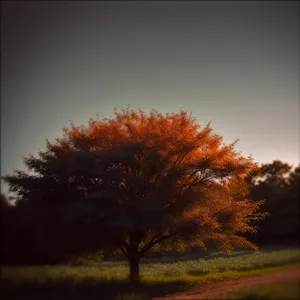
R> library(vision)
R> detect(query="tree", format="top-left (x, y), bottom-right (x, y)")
top-left (2, 109), bottom-right (268, 282)
top-left (288, 164), bottom-right (300, 188)
top-left (248, 161), bottom-right (299, 245)
top-left (1, 193), bottom-right (11, 211)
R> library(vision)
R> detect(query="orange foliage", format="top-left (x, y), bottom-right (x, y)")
top-left (44, 108), bottom-right (266, 253)
top-left (48, 109), bottom-right (258, 177)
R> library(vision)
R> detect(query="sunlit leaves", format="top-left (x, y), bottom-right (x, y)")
top-left (2, 108), bottom-right (268, 261)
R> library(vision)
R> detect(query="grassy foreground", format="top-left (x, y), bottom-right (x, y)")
top-left (224, 278), bottom-right (300, 299)
top-left (1, 247), bottom-right (300, 300)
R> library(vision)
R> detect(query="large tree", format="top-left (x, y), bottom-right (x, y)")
top-left (2, 109), bottom-right (267, 282)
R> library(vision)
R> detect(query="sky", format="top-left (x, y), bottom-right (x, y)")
top-left (1, 1), bottom-right (299, 195)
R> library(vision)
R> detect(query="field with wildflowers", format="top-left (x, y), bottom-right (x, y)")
top-left (1, 247), bottom-right (299, 300)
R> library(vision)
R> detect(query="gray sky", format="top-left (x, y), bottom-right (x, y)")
top-left (1, 1), bottom-right (299, 195)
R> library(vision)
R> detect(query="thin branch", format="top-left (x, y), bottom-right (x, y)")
top-left (165, 174), bottom-right (207, 213)
top-left (143, 233), bottom-right (159, 250)
top-left (140, 231), bottom-right (179, 255)
top-left (119, 245), bottom-right (128, 257)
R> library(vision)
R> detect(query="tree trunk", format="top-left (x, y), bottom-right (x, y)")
top-left (128, 254), bottom-right (140, 283)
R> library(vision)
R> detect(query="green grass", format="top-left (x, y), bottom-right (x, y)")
top-left (1, 247), bottom-right (299, 300)
top-left (224, 279), bottom-right (300, 299)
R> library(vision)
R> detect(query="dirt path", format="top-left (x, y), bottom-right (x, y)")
top-left (152, 267), bottom-right (300, 300)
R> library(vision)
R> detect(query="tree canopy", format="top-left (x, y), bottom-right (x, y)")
top-left (2, 109), bottom-right (268, 282)
top-left (247, 161), bottom-right (299, 245)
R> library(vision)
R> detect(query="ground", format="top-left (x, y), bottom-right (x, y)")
top-left (2, 248), bottom-right (299, 300)
top-left (153, 267), bottom-right (300, 300)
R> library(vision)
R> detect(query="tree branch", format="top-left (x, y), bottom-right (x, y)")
top-left (119, 245), bottom-right (128, 257)
top-left (139, 231), bottom-right (179, 255)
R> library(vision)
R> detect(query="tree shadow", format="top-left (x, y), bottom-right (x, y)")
top-left (0, 278), bottom-right (192, 300)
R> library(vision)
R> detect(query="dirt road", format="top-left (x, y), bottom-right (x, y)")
top-left (153, 267), bottom-right (300, 300)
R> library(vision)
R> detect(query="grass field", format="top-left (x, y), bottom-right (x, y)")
top-left (1, 247), bottom-right (300, 300)
top-left (224, 278), bottom-right (300, 299)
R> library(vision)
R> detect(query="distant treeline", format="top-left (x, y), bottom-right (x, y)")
top-left (1, 160), bottom-right (299, 265)
top-left (246, 161), bottom-right (299, 247)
